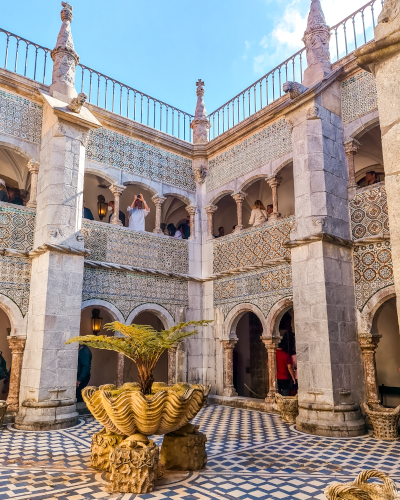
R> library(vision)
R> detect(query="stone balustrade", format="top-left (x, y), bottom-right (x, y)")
top-left (82, 220), bottom-right (189, 274)
top-left (349, 183), bottom-right (388, 241)
top-left (0, 202), bottom-right (36, 252)
top-left (213, 216), bottom-right (295, 274)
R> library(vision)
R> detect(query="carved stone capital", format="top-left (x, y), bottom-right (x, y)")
top-left (222, 339), bottom-right (237, 351)
top-left (204, 204), bottom-right (218, 215)
top-left (8, 337), bottom-right (26, 354)
top-left (344, 138), bottom-right (361, 156)
top-left (358, 333), bottom-right (382, 351)
top-left (267, 175), bottom-right (282, 189)
top-left (151, 194), bottom-right (166, 207)
top-left (185, 205), bottom-right (198, 216)
top-left (110, 184), bottom-right (125, 197)
top-left (232, 191), bottom-right (247, 204)
top-left (27, 160), bottom-right (40, 174)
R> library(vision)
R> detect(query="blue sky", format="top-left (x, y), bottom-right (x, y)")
top-left (0, 0), bottom-right (376, 115)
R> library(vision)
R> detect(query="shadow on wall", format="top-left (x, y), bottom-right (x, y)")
top-left (0, 308), bottom-right (11, 400)
top-left (80, 307), bottom-right (118, 387)
top-left (124, 311), bottom-right (168, 385)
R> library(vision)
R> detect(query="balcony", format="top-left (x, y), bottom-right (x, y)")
top-left (81, 220), bottom-right (189, 275)
top-left (213, 216), bottom-right (294, 275)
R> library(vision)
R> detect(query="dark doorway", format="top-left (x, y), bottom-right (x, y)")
top-left (233, 312), bottom-right (268, 398)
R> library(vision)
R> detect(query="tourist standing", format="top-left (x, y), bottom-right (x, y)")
top-left (108, 200), bottom-right (126, 226)
top-left (249, 200), bottom-right (268, 226)
top-left (127, 194), bottom-right (149, 231)
top-left (76, 344), bottom-right (92, 403)
top-left (276, 338), bottom-right (296, 396)
top-left (0, 180), bottom-right (8, 203)
top-left (167, 223), bottom-right (182, 239)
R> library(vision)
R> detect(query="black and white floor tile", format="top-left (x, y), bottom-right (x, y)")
top-left (0, 404), bottom-right (399, 499)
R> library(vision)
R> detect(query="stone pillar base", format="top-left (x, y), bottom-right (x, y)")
top-left (15, 400), bottom-right (78, 431)
top-left (91, 429), bottom-right (126, 471)
top-left (296, 405), bottom-right (366, 437)
top-left (160, 424), bottom-right (207, 471)
top-left (223, 387), bottom-right (238, 397)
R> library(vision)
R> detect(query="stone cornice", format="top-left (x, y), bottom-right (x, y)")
top-left (0, 68), bottom-right (47, 105)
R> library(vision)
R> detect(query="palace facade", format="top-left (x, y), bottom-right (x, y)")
top-left (0, 0), bottom-right (399, 436)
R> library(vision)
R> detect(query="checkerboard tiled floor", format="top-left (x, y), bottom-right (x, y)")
top-left (0, 404), bottom-right (399, 499)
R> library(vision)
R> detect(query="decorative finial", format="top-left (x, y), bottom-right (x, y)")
top-left (301, 0), bottom-right (332, 87)
top-left (50, 1), bottom-right (79, 98)
top-left (191, 79), bottom-right (210, 146)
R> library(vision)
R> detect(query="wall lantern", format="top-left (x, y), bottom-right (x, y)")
top-left (91, 308), bottom-right (103, 335)
top-left (97, 194), bottom-right (108, 220)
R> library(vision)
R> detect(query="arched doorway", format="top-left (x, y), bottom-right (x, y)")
top-left (374, 298), bottom-right (400, 407)
top-left (354, 124), bottom-right (385, 186)
top-left (79, 306), bottom-right (119, 388)
top-left (0, 308), bottom-right (12, 400)
top-left (0, 145), bottom-right (32, 205)
top-left (123, 311), bottom-right (169, 385)
top-left (232, 312), bottom-right (268, 398)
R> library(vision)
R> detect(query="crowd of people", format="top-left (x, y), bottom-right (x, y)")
top-left (82, 193), bottom-right (191, 239)
top-left (0, 178), bottom-right (28, 206)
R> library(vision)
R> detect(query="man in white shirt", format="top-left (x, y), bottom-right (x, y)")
top-left (127, 194), bottom-right (150, 231)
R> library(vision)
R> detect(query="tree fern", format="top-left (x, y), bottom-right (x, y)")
top-left (66, 320), bottom-right (212, 394)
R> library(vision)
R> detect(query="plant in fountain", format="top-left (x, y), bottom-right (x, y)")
top-left (66, 320), bottom-right (211, 395)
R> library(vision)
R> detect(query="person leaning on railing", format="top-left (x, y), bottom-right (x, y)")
top-left (127, 194), bottom-right (150, 232)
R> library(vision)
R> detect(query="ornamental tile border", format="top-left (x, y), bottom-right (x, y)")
top-left (0, 203), bottom-right (36, 252)
top-left (353, 240), bottom-right (393, 311)
top-left (341, 71), bottom-right (378, 125)
top-left (206, 119), bottom-right (292, 192)
top-left (0, 255), bottom-right (31, 316)
top-left (0, 89), bottom-right (43, 144)
top-left (213, 216), bottom-right (295, 274)
top-left (349, 184), bottom-right (388, 240)
top-left (81, 220), bottom-right (189, 274)
top-left (214, 264), bottom-right (292, 319)
top-left (86, 128), bottom-right (196, 192)
top-left (82, 267), bottom-right (188, 320)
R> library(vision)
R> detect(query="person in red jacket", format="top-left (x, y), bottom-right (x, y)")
top-left (276, 338), bottom-right (296, 396)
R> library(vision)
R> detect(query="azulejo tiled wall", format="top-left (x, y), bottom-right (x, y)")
top-left (82, 220), bottom-right (189, 274)
top-left (214, 264), bottom-right (292, 319)
top-left (82, 268), bottom-right (188, 320)
top-left (213, 217), bottom-right (294, 274)
top-left (349, 184), bottom-right (388, 240)
top-left (206, 119), bottom-right (292, 192)
top-left (86, 128), bottom-right (195, 192)
top-left (0, 90), bottom-right (43, 144)
top-left (0, 204), bottom-right (36, 252)
top-left (0, 255), bottom-right (31, 316)
top-left (353, 241), bottom-right (393, 311)
top-left (341, 71), bottom-right (378, 125)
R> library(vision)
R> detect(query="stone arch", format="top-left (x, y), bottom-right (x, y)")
top-left (0, 294), bottom-right (27, 337)
top-left (343, 110), bottom-right (379, 142)
top-left (162, 192), bottom-right (192, 207)
top-left (224, 302), bottom-right (267, 339)
top-left (84, 165), bottom-right (119, 186)
top-left (273, 158), bottom-right (293, 177)
top-left (357, 285), bottom-right (396, 335)
top-left (0, 138), bottom-right (38, 162)
top-left (265, 296), bottom-right (293, 339)
top-left (126, 303), bottom-right (174, 329)
top-left (208, 189), bottom-right (235, 206)
top-left (123, 180), bottom-right (158, 197)
top-left (238, 174), bottom-right (268, 193)
top-left (81, 299), bottom-right (125, 324)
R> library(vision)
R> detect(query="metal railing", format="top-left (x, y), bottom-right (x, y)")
top-left (0, 27), bottom-right (194, 142)
top-left (0, 0), bottom-right (385, 144)
top-left (207, 0), bottom-right (384, 140)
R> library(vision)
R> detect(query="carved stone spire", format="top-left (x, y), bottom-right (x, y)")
top-left (50, 2), bottom-right (80, 98)
top-left (302, 0), bottom-right (332, 87)
top-left (191, 79), bottom-right (211, 144)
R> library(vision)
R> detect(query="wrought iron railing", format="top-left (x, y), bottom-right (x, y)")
top-left (207, 0), bottom-right (384, 140)
top-left (0, 28), bottom-right (194, 142)
top-left (0, 0), bottom-right (384, 143)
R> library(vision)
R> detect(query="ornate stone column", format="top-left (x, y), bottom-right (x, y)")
top-left (204, 204), bottom-right (218, 240)
top-left (50, 2), bottom-right (79, 98)
top-left (168, 345), bottom-right (178, 385)
top-left (6, 337), bottom-right (26, 411)
top-left (232, 192), bottom-right (247, 232)
top-left (344, 138), bottom-right (361, 194)
top-left (358, 333), bottom-right (381, 406)
top-left (267, 175), bottom-right (282, 220)
top-left (222, 339), bottom-right (237, 397)
top-left (186, 205), bottom-right (197, 240)
top-left (117, 353), bottom-right (124, 387)
top-left (26, 161), bottom-right (40, 209)
top-left (262, 338), bottom-right (278, 404)
top-left (109, 184), bottom-right (125, 226)
top-left (152, 195), bottom-right (166, 234)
